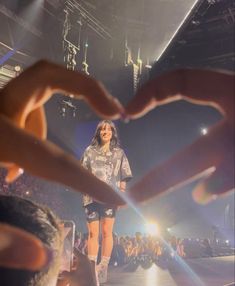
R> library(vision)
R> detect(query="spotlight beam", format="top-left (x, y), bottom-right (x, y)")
top-left (156, 0), bottom-right (200, 61)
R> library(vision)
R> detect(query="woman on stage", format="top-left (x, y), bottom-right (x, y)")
top-left (81, 120), bottom-right (132, 284)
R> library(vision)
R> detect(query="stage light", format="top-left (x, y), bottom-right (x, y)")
top-left (200, 127), bottom-right (208, 135)
top-left (14, 65), bottom-right (21, 72)
top-left (145, 64), bottom-right (152, 69)
top-left (145, 221), bottom-right (159, 236)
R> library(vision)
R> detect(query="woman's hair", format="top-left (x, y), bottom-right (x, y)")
top-left (90, 120), bottom-right (120, 149)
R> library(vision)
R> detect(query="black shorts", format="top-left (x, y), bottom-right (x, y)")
top-left (84, 202), bottom-right (117, 223)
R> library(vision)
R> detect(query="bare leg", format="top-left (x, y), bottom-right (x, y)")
top-left (87, 221), bottom-right (100, 263)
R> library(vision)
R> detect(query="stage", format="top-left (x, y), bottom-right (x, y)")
top-left (106, 256), bottom-right (234, 286)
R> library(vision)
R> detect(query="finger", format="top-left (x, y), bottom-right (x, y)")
top-left (129, 121), bottom-right (231, 203)
top-left (0, 115), bottom-right (125, 206)
top-left (125, 70), bottom-right (184, 118)
top-left (125, 80), bottom-right (158, 118)
top-left (126, 69), bottom-right (234, 119)
top-left (4, 107), bottom-right (46, 183)
top-left (47, 62), bottom-right (124, 119)
top-left (0, 223), bottom-right (50, 270)
top-left (25, 107), bottom-right (47, 139)
top-left (1, 60), bottom-right (124, 121)
top-left (77, 83), bottom-right (124, 119)
top-left (192, 161), bottom-right (234, 204)
top-left (5, 165), bottom-right (24, 183)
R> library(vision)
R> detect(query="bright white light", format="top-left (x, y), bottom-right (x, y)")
top-left (201, 127), bottom-right (208, 135)
top-left (25, 191), bottom-right (30, 195)
top-left (14, 65), bottom-right (21, 72)
top-left (167, 227), bottom-right (171, 232)
top-left (170, 251), bottom-right (175, 258)
top-left (225, 240), bottom-right (230, 244)
top-left (156, 0), bottom-right (199, 61)
top-left (145, 64), bottom-right (152, 69)
top-left (146, 264), bottom-right (159, 286)
top-left (145, 222), bottom-right (159, 236)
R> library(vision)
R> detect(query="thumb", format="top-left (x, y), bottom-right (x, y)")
top-left (192, 164), bottom-right (234, 204)
top-left (4, 107), bottom-right (46, 183)
top-left (0, 223), bottom-right (52, 271)
top-left (5, 165), bottom-right (24, 183)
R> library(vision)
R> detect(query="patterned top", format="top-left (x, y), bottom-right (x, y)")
top-left (81, 145), bottom-right (132, 206)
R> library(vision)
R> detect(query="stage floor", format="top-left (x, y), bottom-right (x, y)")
top-left (106, 256), bottom-right (234, 286)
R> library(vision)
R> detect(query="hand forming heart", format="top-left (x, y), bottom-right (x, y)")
top-left (126, 69), bottom-right (234, 204)
top-left (0, 62), bottom-right (234, 206)
top-left (0, 61), bottom-right (234, 272)
top-left (0, 60), bottom-right (124, 206)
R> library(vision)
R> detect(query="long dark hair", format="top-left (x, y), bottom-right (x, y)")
top-left (90, 120), bottom-right (120, 150)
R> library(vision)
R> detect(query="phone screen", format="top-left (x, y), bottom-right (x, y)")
top-left (60, 220), bottom-right (75, 272)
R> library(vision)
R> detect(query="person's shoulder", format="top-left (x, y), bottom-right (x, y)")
top-left (113, 146), bottom-right (125, 155)
top-left (84, 145), bottom-right (96, 154)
